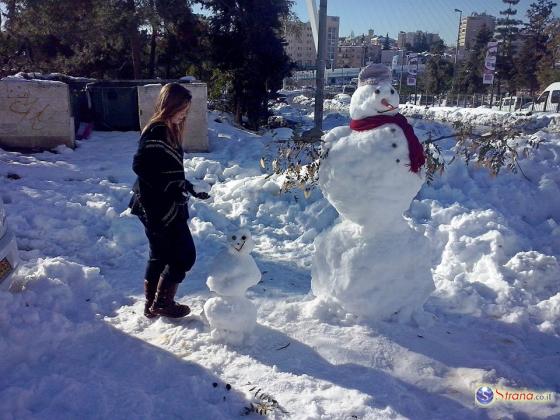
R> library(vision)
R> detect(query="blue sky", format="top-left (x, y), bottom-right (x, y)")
top-left (293, 0), bottom-right (560, 45)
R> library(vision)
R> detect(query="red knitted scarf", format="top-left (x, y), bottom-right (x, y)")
top-left (349, 113), bottom-right (425, 173)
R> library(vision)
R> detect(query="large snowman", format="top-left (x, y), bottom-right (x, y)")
top-left (204, 229), bottom-right (262, 345)
top-left (311, 64), bottom-right (435, 325)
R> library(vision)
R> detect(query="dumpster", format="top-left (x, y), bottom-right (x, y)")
top-left (87, 81), bottom-right (140, 131)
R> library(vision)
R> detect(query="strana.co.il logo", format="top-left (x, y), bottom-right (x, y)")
top-left (475, 384), bottom-right (555, 407)
top-left (475, 386), bottom-right (495, 406)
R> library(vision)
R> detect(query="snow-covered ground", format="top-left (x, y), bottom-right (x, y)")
top-left (1, 108), bottom-right (559, 419)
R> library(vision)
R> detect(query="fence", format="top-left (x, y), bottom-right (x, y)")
top-left (403, 92), bottom-right (560, 113)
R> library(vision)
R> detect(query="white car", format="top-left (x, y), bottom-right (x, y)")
top-left (0, 200), bottom-right (19, 289)
top-left (532, 82), bottom-right (560, 113)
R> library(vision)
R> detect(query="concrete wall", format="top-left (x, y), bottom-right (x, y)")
top-left (0, 79), bottom-right (74, 149)
top-left (138, 83), bottom-right (208, 152)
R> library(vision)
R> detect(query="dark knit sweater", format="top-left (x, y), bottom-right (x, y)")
top-left (129, 123), bottom-right (194, 230)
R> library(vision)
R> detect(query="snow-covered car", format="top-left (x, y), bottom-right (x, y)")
top-left (493, 96), bottom-right (532, 112)
top-left (333, 93), bottom-right (352, 105)
top-left (0, 200), bottom-right (19, 289)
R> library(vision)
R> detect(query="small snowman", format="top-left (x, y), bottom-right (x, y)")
top-left (204, 229), bottom-right (261, 345)
top-left (311, 64), bottom-right (435, 325)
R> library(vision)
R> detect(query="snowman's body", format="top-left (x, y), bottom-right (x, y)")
top-left (204, 229), bottom-right (261, 344)
top-left (320, 123), bottom-right (424, 229)
top-left (311, 64), bottom-right (434, 325)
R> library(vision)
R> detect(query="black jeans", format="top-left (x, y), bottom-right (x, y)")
top-left (142, 212), bottom-right (196, 284)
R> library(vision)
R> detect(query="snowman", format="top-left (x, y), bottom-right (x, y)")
top-left (311, 64), bottom-right (435, 325)
top-left (204, 229), bottom-right (261, 344)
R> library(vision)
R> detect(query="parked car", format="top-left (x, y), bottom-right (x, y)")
top-left (532, 82), bottom-right (560, 113)
top-left (333, 93), bottom-right (352, 105)
top-left (407, 94), bottom-right (436, 106)
top-left (0, 200), bottom-right (19, 290)
top-left (341, 85), bottom-right (356, 95)
top-left (493, 96), bottom-right (532, 111)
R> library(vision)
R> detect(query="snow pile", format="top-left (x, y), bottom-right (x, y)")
top-left (324, 93), bottom-right (352, 113)
top-left (400, 104), bottom-right (560, 128)
top-left (292, 94), bottom-right (315, 107)
top-left (10, 257), bottom-right (116, 321)
top-left (411, 123), bottom-right (560, 335)
top-left (2, 105), bottom-right (560, 418)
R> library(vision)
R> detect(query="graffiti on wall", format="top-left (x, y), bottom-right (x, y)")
top-left (0, 83), bottom-right (65, 134)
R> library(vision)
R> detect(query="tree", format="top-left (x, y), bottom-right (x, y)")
top-left (515, 0), bottom-right (557, 95)
top-left (536, 17), bottom-right (560, 88)
top-left (411, 32), bottom-right (429, 53)
top-left (457, 26), bottom-right (493, 94)
top-left (424, 40), bottom-right (454, 94)
top-left (495, 0), bottom-right (523, 93)
top-left (0, 0), bottom-right (207, 79)
top-left (154, 0), bottom-right (208, 79)
top-left (198, 0), bottom-right (294, 129)
top-left (383, 32), bottom-right (390, 50)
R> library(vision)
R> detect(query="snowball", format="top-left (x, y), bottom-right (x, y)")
top-left (318, 124), bottom-right (424, 231)
top-left (312, 220), bottom-right (434, 323)
top-left (203, 296), bottom-right (257, 345)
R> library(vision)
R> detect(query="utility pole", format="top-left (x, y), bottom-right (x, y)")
top-left (313, 0), bottom-right (327, 131)
top-left (302, 0), bottom-right (327, 138)
top-left (451, 8), bottom-right (462, 93)
top-left (399, 49), bottom-right (405, 93)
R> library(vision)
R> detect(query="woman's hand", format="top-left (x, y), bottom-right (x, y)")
top-left (193, 191), bottom-right (210, 200)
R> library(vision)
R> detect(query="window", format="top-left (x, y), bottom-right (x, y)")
top-left (536, 91), bottom-right (549, 104)
top-left (551, 90), bottom-right (560, 104)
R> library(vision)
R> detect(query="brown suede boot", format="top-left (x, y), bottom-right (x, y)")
top-left (150, 277), bottom-right (190, 318)
top-left (144, 279), bottom-right (158, 318)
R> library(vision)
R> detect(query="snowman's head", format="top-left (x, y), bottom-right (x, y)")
top-left (228, 229), bottom-right (254, 255)
top-left (350, 64), bottom-right (400, 120)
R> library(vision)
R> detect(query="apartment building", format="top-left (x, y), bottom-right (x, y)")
top-left (397, 31), bottom-right (441, 49)
top-left (283, 16), bottom-right (340, 69)
top-left (458, 13), bottom-right (496, 50)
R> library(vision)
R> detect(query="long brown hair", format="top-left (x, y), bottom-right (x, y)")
top-left (143, 83), bottom-right (192, 148)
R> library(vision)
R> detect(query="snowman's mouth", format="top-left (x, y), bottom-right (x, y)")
top-left (234, 242), bottom-right (245, 252)
top-left (377, 98), bottom-right (398, 113)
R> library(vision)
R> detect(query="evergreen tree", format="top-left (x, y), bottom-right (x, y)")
top-left (198, 0), bottom-right (294, 128)
top-left (495, 0), bottom-right (523, 93)
top-left (0, 0), bottom-right (207, 79)
top-left (383, 32), bottom-right (390, 50)
top-left (536, 17), bottom-right (560, 88)
top-left (457, 26), bottom-right (493, 94)
top-left (424, 40), bottom-right (454, 94)
top-left (515, 0), bottom-right (557, 95)
top-left (154, 0), bottom-right (208, 79)
top-left (411, 33), bottom-right (429, 53)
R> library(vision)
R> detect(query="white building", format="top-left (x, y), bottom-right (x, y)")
top-left (283, 16), bottom-right (340, 70)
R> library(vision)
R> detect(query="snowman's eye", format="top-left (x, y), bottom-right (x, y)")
top-left (391, 89), bottom-right (395, 94)
top-left (392, 143), bottom-right (397, 148)
top-left (375, 89), bottom-right (380, 94)
top-left (232, 235), bottom-right (237, 240)
top-left (241, 235), bottom-right (247, 240)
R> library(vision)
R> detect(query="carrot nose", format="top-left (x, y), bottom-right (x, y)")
top-left (381, 98), bottom-right (396, 109)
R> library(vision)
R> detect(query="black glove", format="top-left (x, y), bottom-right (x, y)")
top-left (184, 181), bottom-right (210, 200)
top-left (193, 191), bottom-right (210, 200)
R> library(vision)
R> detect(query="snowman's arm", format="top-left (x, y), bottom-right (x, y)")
top-left (322, 126), bottom-right (352, 152)
top-left (247, 259), bottom-right (262, 287)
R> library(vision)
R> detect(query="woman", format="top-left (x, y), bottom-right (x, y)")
top-left (129, 83), bottom-right (209, 318)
